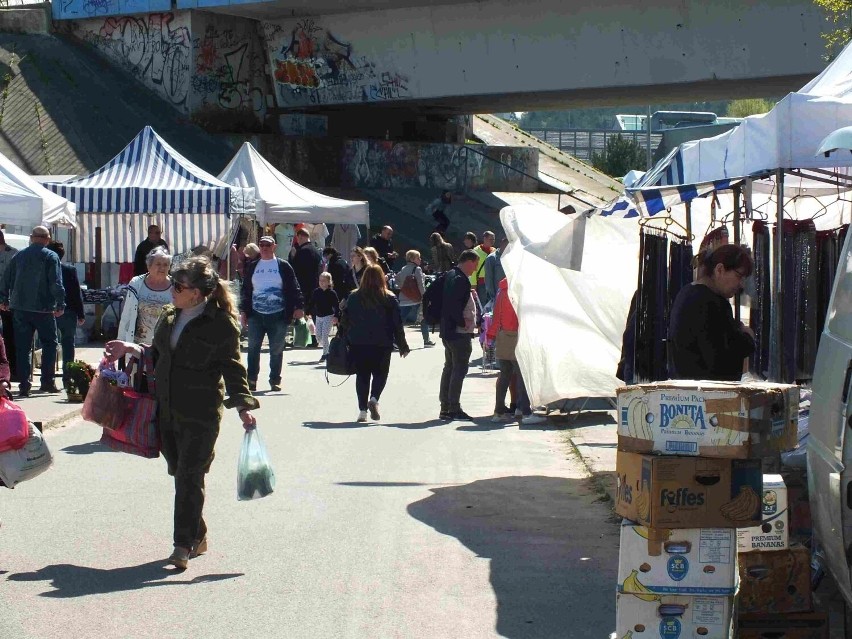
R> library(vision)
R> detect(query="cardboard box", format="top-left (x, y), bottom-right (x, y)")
top-left (617, 380), bottom-right (798, 458)
top-left (618, 521), bottom-right (737, 595)
top-left (737, 475), bottom-right (789, 552)
top-left (738, 546), bottom-right (812, 614)
top-left (615, 451), bottom-right (763, 529)
top-left (615, 593), bottom-right (733, 639)
top-left (737, 612), bottom-right (828, 639)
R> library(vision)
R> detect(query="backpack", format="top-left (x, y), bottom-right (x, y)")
top-left (422, 272), bottom-right (448, 325)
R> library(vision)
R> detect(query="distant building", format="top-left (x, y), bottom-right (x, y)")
top-left (614, 111), bottom-right (742, 132)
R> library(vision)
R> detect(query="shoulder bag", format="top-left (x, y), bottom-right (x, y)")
top-left (400, 266), bottom-right (423, 302)
top-left (495, 329), bottom-right (518, 361)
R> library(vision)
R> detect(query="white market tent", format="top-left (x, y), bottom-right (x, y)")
top-left (0, 153), bottom-right (76, 228)
top-left (42, 126), bottom-right (233, 262)
top-left (218, 142), bottom-right (369, 226)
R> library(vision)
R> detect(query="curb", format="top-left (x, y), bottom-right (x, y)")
top-left (41, 407), bottom-right (83, 431)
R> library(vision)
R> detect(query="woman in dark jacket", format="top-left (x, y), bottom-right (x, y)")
top-left (322, 246), bottom-right (356, 300)
top-left (668, 244), bottom-right (755, 381)
top-left (105, 257), bottom-right (259, 570)
top-left (339, 264), bottom-right (410, 423)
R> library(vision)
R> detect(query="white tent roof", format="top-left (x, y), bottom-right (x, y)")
top-left (0, 156), bottom-right (76, 228)
top-left (218, 142), bottom-right (369, 226)
top-left (641, 39), bottom-right (852, 187)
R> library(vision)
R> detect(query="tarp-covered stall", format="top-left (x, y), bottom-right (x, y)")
top-left (42, 127), bottom-right (232, 262)
top-left (0, 153), bottom-right (76, 228)
top-left (219, 142), bottom-right (369, 227)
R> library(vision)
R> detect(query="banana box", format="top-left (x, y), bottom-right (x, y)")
top-left (617, 381), bottom-right (798, 459)
top-left (737, 546), bottom-right (812, 614)
top-left (736, 474), bottom-right (789, 552)
top-left (618, 522), bottom-right (737, 595)
top-left (615, 451), bottom-right (763, 529)
top-left (615, 593), bottom-right (734, 639)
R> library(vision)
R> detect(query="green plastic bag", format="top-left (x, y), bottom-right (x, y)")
top-left (237, 426), bottom-right (275, 501)
top-left (293, 318), bottom-right (311, 348)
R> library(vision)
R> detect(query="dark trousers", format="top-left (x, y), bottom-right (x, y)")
top-left (400, 304), bottom-right (430, 342)
top-left (349, 344), bottom-right (392, 411)
top-left (56, 313), bottom-right (77, 381)
top-left (174, 473), bottom-right (207, 550)
top-left (440, 337), bottom-right (472, 411)
top-left (496, 359), bottom-right (531, 415)
top-left (247, 311), bottom-right (287, 384)
top-left (433, 210), bottom-right (449, 234)
top-left (1, 309), bottom-right (17, 381)
top-left (13, 310), bottom-right (57, 391)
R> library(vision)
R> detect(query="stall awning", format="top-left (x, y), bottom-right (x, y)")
top-left (598, 177), bottom-right (746, 218)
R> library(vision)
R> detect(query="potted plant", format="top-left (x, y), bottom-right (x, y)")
top-left (65, 360), bottom-right (95, 403)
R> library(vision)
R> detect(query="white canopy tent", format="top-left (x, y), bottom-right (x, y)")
top-left (218, 142), bottom-right (369, 226)
top-left (0, 155), bottom-right (76, 228)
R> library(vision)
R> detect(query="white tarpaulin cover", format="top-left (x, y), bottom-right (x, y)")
top-left (500, 205), bottom-right (639, 405)
top-left (0, 155), bottom-right (76, 228)
top-left (219, 142), bottom-right (369, 226)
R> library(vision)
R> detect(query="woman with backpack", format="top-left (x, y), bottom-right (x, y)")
top-left (396, 250), bottom-right (434, 348)
top-left (338, 265), bottom-right (410, 423)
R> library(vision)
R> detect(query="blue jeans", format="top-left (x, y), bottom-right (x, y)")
top-left (13, 309), bottom-right (57, 391)
top-left (56, 313), bottom-right (77, 381)
top-left (400, 304), bottom-right (430, 342)
top-left (247, 311), bottom-right (287, 384)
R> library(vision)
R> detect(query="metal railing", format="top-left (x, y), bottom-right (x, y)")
top-left (523, 128), bottom-right (663, 163)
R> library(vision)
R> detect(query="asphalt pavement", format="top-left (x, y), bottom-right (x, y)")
top-left (0, 330), bottom-right (620, 639)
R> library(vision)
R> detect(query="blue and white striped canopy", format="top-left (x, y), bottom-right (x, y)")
top-left (42, 126), bottom-right (231, 215)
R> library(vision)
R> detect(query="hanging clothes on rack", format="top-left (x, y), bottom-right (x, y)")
top-left (634, 231), bottom-right (669, 383)
top-left (816, 229), bottom-right (839, 338)
top-left (778, 220), bottom-right (817, 383)
top-left (750, 221), bottom-right (771, 378)
top-left (668, 239), bottom-right (694, 315)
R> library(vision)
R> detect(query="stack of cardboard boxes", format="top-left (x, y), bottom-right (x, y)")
top-left (612, 380), bottom-right (801, 639)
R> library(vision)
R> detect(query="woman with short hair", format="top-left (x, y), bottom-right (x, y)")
top-left (396, 249), bottom-right (433, 347)
top-left (118, 246), bottom-right (174, 344)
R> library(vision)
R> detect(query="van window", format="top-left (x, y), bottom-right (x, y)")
top-left (827, 251), bottom-right (852, 342)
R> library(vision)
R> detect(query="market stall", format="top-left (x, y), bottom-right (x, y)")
top-left (0, 150), bottom-right (76, 229)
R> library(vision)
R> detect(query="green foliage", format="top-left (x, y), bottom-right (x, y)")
top-left (725, 98), bottom-right (776, 118)
top-left (813, 0), bottom-right (852, 59)
top-left (591, 134), bottom-right (646, 177)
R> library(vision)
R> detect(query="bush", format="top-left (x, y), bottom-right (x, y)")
top-left (592, 134), bottom-right (647, 178)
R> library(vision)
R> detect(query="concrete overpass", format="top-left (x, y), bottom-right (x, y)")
top-left (56, 0), bottom-right (830, 126)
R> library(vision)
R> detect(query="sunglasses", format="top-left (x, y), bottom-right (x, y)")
top-left (171, 279), bottom-right (195, 293)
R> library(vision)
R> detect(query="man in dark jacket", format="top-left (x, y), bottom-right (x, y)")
top-left (47, 242), bottom-right (85, 384)
top-left (240, 236), bottom-right (304, 391)
top-left (133, 225), bottom-right (169, 276)
top-left (290, 228), bottom-right (322, 345)
top-left (322, 246), bottom-right (356, 300)
top-left (370, 226), bottom-right (398, 270)
top-left (438, 250), bottom-right (479, 421)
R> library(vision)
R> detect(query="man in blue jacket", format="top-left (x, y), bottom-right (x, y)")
top-left (438, 250), bottom-right (479, 421)
top-left (0, 226), bottom-right (65, 397)
top-left (239, 236), bottom-right (304, 392)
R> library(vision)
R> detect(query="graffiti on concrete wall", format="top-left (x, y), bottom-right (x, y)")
top-left (262, 18), bottom-right (410, 107)
top-left (191, 18), bottom-right (268, 115)
top-left (74, 12), bottom-right (192, 108)
top-left (54, 0), bottom-right (170, 20)
top-left (341, 141), bottom-right (539, 192)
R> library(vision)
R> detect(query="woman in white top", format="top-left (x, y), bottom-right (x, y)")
top-left (396, 250), bottom-right (433, 347)
top-left (118, 247), bottom-right (174, 343)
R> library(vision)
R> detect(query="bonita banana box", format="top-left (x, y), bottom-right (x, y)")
top-left (615, 451), bottom-right (763, 529)
top-left (615, 593), bottom-right (734, 639)
top-left (618, 522), bottom-right (737, 595)
top-left (737, 474), bottom-right (789, 552)
top-left (617, 380), bottom-right (798, 458)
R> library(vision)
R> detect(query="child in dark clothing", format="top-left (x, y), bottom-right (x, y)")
top-left (307, 272), bottom-right (340, 361)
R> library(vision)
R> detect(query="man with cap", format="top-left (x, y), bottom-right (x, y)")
top-left (0, 226), bottom-right (65, 397)
top-left (239, 235), bottom-right (304, 392)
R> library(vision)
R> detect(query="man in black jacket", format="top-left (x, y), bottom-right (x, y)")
top-left (47, 242), bottom-right (85, 385)
top-left (133, 225), bottom-right (169, 276)
top-left (290, 228), bottom-right (322, 345)
top-left (322, 246), bottom-right (356, 300)
top-left (438, 250), bottom-right (479, 421)
top-left (240, 236), bottom-right (304, 391)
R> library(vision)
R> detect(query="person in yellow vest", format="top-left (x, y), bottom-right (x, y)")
top-left (470, 231), bottom-right (495, 300)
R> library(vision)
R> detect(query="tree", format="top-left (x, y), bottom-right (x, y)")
top-left (813, 0), bottom-right (852, 59)
top-left (725, 98), bottom-right (776, 118)
top-left (592, 135), bottom-right (646, 178)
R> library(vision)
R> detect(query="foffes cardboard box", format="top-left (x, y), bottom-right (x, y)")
top-left (616, 593), bottom-right (733, 639)
top-left (617, 380), bottom-right (798, 458)
top-left (737, 474), bottom-right (789, 552)
top-left (615, 451), bottom-right (763, 529)
top-left (737, 612), bottom-right (828, 639)
top-left (618, 522), bottom-right (738, 595)
top-left (738, 546), bottom-right (812, 614)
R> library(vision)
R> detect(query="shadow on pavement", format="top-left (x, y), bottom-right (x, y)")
top-left (337, 481), bottom-right (430, 487)
top-left (408, 475), bottom-right (617, 639)
top-left (384, 419), bottom-right (446, 430)
top-left (302, 421), bottom-right (372, 429)
top-left (61, 441), bottom-right (117, 455)
top-left (456, 421), bottom-right (513, 432)
top-left (6, 561), bottom-right (243, 597)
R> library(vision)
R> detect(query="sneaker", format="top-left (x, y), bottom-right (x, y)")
top-left (514, 408), bottom-right (523, 418)
top-left (168, 546), bottom-right (191, 570)
top-left (39, 384), bottom-right (60, 393)
top-left (522, 414), bottom-right (548, 426)
top-left (320, 354), bottom-right (328, 362)
top-left (248, 381), bottom-right (257, 392)
top-left (424, 340), bottom-right (436, 347)
top-left (450, 410), bottom-right (474, 421)
top-left (190, 537), bottom-right (208, 558)
top-left (270, 383), bottom-right (281, 392)
top-left (491, 412), bottom-right (511, 423)
top-left (357, 410), bottom-right (368, 423)
top-left (368, 397), bottom-right (380, 421)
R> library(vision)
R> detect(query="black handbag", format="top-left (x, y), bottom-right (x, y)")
top-left (326, 336), bottom-right (355, 378)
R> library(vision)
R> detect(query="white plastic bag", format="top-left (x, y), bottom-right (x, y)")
top-left (0, 423), bottom-right (53, 488)
top-left (306, 317), bottom-right (317, 336)
top-left (237, 426), bottom-right (275, 501)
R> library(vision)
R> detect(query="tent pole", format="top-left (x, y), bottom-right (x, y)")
top-left (733, 185), bottom-right (741, 323)
top-left (684, 201), bottom-right (692, 239)
top-left (769, 169), bottom-right (784, 382)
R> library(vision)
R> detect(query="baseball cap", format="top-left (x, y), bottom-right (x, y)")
top-left (259, 236), bottom-right (275, 245)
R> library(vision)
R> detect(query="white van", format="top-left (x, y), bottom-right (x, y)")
top-left (809, 248), bottom-right (852, 603)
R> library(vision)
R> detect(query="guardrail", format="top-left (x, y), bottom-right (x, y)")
top-left (523, 128), bottom-right (663, 163)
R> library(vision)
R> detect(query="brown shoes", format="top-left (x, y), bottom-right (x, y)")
top-left (168, 546), bottom-right (191, 570)
top-left (190, 537), bottom-right (208, 559)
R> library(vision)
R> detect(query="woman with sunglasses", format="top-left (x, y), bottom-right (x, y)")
top-left (668, 244), bottom-right (755, 381)
top-left (104, 256), bottom-right (258, 570)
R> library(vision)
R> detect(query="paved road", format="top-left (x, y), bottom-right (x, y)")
top-left (0, 329), bottom-right (619, 639)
